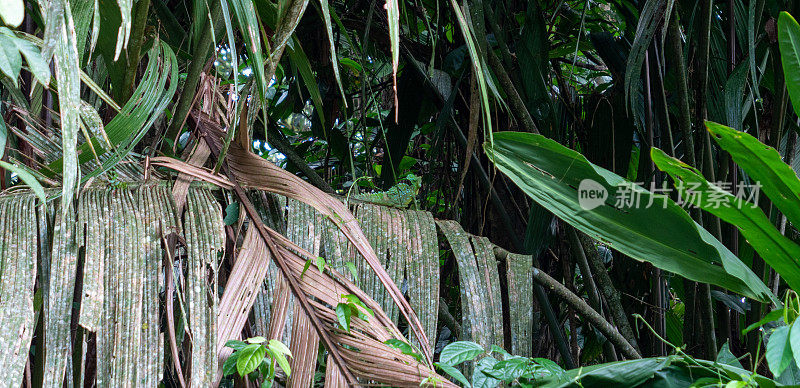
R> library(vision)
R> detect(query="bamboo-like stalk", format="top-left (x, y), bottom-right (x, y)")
top-left (487, 49), bottom-right (540, 134)
top-left (667, 11), bottom-right (704, 356)
top-left (694, 0), bottom-right (719, 357)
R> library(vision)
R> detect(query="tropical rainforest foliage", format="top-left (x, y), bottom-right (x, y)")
top-left (2, 0), bottom-right (800, 386)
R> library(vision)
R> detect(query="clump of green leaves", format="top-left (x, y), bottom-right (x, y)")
top-left (223, 337), bottom-right (292, 388)
top-left (434, 341), bottom-right (565, 387)
top-left (741, 291), bottom-right (800, 380)
top-left (335, 294), bottom-right (373, 332)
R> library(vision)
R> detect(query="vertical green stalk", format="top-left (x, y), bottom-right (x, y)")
top-left (164, 1), bottom-right (222, 143)
top-left (668, 11), bottom-right (705, 355)
top-left (694, 0), bottom-right (719, 358)
top-left (668, 14), bottom-right (696, 167)
top-left (116, 0), bottom-right (151, 104)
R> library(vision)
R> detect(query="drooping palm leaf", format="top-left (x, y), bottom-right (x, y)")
top-left (438, 220), bottom-right (504, 351)
top-left (150, 115), bottom-right (453, 384)
top-left (705, 121), bottom-right (800, 233)
top-left (0, 194), bottom-right (38, 388)
top-left (182, 111), bottom-right (434, 360)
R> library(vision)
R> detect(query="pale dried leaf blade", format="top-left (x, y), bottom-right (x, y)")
top-left (188, 111), bottom-right (433, 360)
top-left (185, 188), bottom-right (224, 387)
top-left (506, 253), bottom-right (534, 357)
top-left (43, 201), bottom-right (79, 387)
top-left (0, 195), bottom-right (37, 387)
top-left (437, 221), bottom-right (503, 350)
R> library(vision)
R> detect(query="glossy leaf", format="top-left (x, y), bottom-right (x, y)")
top-left (539, 357), bottom-right (674, 387)
top-left (485, 131), bottom-right (774, 302)
top-left (267, 347), bottom-right (292, 378)
top-left (236, 344), bottom-right (267, 376)
top-left (472, 357), bottom-right (500, 388)
top-left (439, 341), bottom-right (484, 366)
top-left (766, 326), bottom-right (793, 377)
top-left (267, 339), bottom-right (291, 357)
top-left (247, 336), bottom-right (267, 344)
top-left (435, 362), bottom-right (471, 388)
top-left (705, 121), bottom-right (800, 236)
top-left (779, 12), bottom-right (800, 117)
top-left (225, 339), bottom-right (249, 350)
top-left (652, 146), bottom-right (800, 293)
top-left (742, 309), bottom-right (785, 335)
top-left (223, 351), bottom-right (241, 376)
top-left (335, 303), bottom-right (351, 332)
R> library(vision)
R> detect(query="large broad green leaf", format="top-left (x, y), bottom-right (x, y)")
top-left (767, 325), bottom-right (794, 378)
top-left (706, 121), bottom-right (800, 233)
top-left (485, 132), bottom-right (774, 303)
top-left (779, 12), bottom-right (800, 117)
top-left (652, 147), bottom-right (800, 292)
top-left (439, 341), bottom-right (484, 366)
top-left (536, 357), bottom-right (781, 388)
top-left (538, 357), bottom-right (674, 388)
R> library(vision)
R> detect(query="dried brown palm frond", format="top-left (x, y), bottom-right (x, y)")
top-left (151, 112), bottom-right (453, 386)
top-left (188, 110), bottom-right (433, 362)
